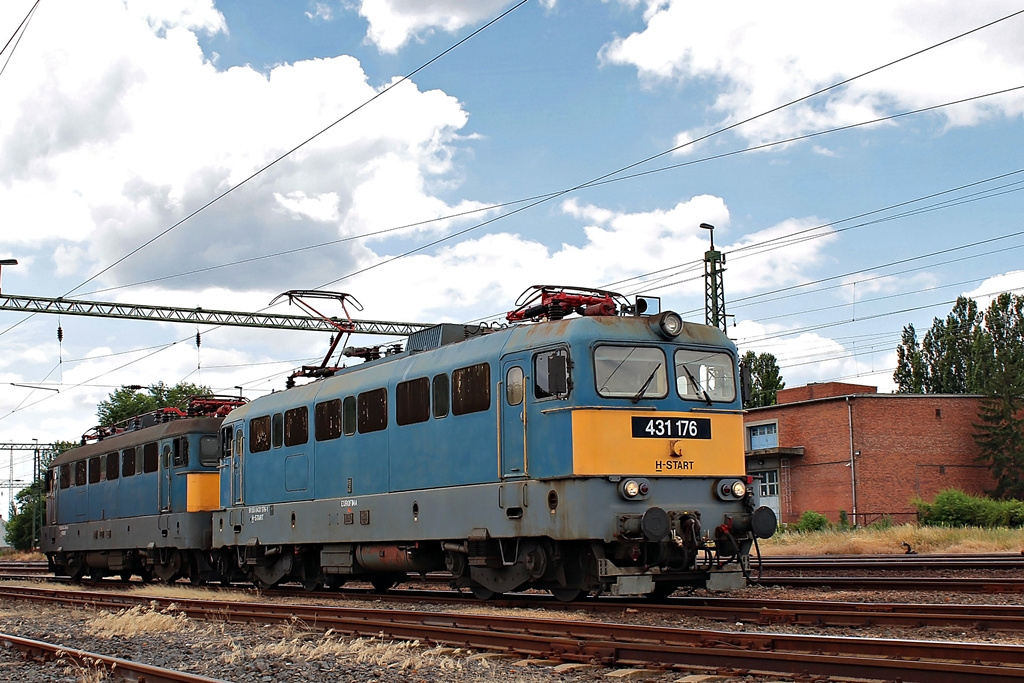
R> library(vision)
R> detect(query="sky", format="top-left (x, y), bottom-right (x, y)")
top-left (1, 0), bottom-right (1023, 506)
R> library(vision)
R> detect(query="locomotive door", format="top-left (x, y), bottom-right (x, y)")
top-left (160, 442), bottom-right (172, 512)
top-left (231, 427), bottom-right (244, 505)
top-left (500, 356), bottom-right (528, 478)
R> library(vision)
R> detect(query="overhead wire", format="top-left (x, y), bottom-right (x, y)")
top-left (6, 6), bottom-right (1024, 413)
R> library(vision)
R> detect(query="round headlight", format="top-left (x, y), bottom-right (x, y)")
top-left (657, 311), bottom-right (683, 338)
top-left (731, 480), bottom-right (747, 498)
top-left (623, 480), bottom-right (641, 498)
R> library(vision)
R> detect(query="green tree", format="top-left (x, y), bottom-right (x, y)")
top-left (920, 296), bottom-right (984, 393)
top-left (96, 381), bottom-right (211, 426)
top-left (972, 293), bottom-right (1024, 498)
top-left (4, 440), bottom-right (70, 551)
top-left (893, 323), bottom-right (927, 393)
top-left (741, 350), bottom-right (786, 408)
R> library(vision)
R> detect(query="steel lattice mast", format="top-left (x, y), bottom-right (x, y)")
top-left (0, 293), bottom-right (435, 336)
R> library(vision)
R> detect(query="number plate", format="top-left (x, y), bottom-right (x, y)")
top-left (631, 416), bottom-right (711, 439)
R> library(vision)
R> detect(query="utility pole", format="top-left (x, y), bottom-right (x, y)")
top-left (701, 223), bottom-right (727, 332)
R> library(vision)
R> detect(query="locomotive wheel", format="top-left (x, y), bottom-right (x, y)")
top-left (65, 554), bottom-right (86, 582)
top-left (370, 575), bottom-right (398, 593)
top-left (302, 579), bottom-right (323, 592)
top-left (324, 576), bottom-right (346, 590)
top-left (138, 567), bottom-right (154, 583)
top-left (649, 582), bottom-right (679, 599)
top-left (550, 588), bottom-right (583, 603)
top-left (470, 585), bottom-right (498, 600)
top-left (119, 571), bottom-right (133, 583)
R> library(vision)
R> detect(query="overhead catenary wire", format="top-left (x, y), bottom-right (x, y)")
top-left (5, 7), bottom-right (1024, 415)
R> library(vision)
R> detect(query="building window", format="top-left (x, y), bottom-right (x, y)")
top-left (748, 423), bottom-right (778, 450)
top-left (759, 469), bottom-right (780, 497)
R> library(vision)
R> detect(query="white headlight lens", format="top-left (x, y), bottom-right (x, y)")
top-left (624, 480), bottom-right (641, 498)
top-left (731, 481), bottom-right (747, 498)
top-left (659, 312), bottom-right (683, 338)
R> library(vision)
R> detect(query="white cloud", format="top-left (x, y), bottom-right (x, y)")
top-left (356, 0), bottom-right (514, 53)
top-left (963, 269), bottom-right (1024, 308)
top-left (601, 1), bottom-right (1024, 144)
top-left (0, 1), bottom-right (484, 294)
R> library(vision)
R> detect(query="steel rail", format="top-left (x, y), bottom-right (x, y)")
top-left (0, 292), bottom-right (434, 335)
top-left (0, 631), bottom-right (228, 683)
top-left (1, 585), bottom-right (1022, 682)
top-left (755, 575), bottom-right (1024, 592)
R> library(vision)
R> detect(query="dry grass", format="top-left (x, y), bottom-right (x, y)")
top-left (86, 603), bottom-right (196, 637)
top-left (1, 549), bottom-right (45, 561)
top-left (759, 524), bottom-right (1024, 555)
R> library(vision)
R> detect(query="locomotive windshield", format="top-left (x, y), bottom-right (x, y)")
top-left (594, 346), bottom-right (668, 399)
top-left (675, 349), bottom-right (736, 403)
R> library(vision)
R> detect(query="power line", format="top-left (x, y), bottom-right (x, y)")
top-left (61, 0), bottom-right (530, 298)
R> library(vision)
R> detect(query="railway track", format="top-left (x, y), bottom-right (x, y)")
top-left (0, 631), bottom-right (227, 683)
top-left (1, 583), bottom-right (1023, 681)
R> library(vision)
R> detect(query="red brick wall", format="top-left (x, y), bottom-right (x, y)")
top-left (776, 382), bottom-right (876, 404)
top-left (747, 391), bottom-right (996, 525)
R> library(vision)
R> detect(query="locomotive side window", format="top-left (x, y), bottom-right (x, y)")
top-left (88, 456), bottom-right (101, 484)
top-left (199, 435), bottom-right (219, 466)
top-left (221, 427), bottom-right (233, 460)
top-left (506, 367), bottom-right (524, 406)
top-left (285, 406), bottom-right (309, 446)
top-left (75, 460), bottom-right (86, 486)
top-left (535, 348), bottom-right (569, 399)
top-left (315, 399), bottom-right (342, 441)
top-left (59, 464), bottom-right (71, 489)
top-left (106, 452), bottom-right (119, 480)
top-left (173, 437), bottom-right (189, 467)
top-left (272, 413), bottom-right (283, 448)
top-left (594, 346), bottom-right (667, 399)
top-left (250, 416), bottom-right (272, 452)
top-left (674, 349), bottom-right (736, 403)
top-left (143, 443), bottom-right (158, 473)
top-left (432, 374), bottom-right (449, 418)
top-left (342, 396), bottom-right (356, 436)
top-left (452, 363), bottom-right (490, 415)
top-left (396, 378), bottom-right (430, 426)
top-left (122, 447), bottom-right (136, 477)
top-left (357, 388), bottom-right (387, 433)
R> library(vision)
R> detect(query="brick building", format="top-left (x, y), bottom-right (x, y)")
top-left (744, 382), bottom-right (996, 526)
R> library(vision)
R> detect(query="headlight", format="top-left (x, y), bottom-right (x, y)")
top-left (654, 311), bottom-right (683, 339)
top-left (623, 480), bottom-right (641, 498)
top-left (731, 480), bottom-right (747, 498)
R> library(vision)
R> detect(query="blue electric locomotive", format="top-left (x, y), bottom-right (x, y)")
top-left (210, 286), bottom-right (776, 599)
top-left (40, 396), bottom-right (245, 582)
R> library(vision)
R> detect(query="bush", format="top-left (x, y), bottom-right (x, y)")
top-left (914, 489), bottom-right (1024, 528)
top-left (794, 510), bottom-right (830, 533)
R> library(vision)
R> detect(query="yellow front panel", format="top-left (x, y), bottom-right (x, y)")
top-left (186, 472), bottom-right (220, 512)
top-left (571, 409), bottom-right (746, 476)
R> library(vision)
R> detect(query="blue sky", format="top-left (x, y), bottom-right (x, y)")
top-left (1, 0), bottom-right (1023, 505)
